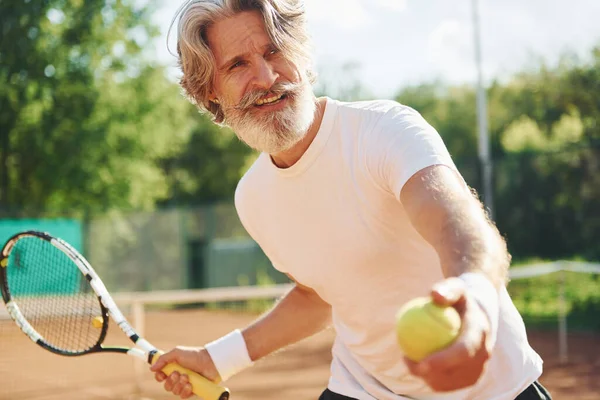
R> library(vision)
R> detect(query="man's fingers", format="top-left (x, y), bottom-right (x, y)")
top-left (403, 357), bottom-right (422, 376)
top-left (426, 366), bottom-right (482, 392)
top-left (172, 374), bottom-right (189, 396)
top-left (151, 351), bottom-right (176, 372)
top-left (164, 370), bottom-right (181, 392)
top-left (431, 277), bottom-right (467, 307)
top-left (424, 320), bottom-right (489, 368)
top-left (151, 359), bottom-right (165, 372)
top-left (423, 339), bottom-right (472, 371)
top-left (405, 345), bottom-right (462, 378)
top-left (413, 333), bottom-right (490, 381)
top-left (180, 382), bottom-right (194, 399)
top-left (154, 371), bottom-right (167, 382)
top-left (155, 362), bottom-right (195, 398)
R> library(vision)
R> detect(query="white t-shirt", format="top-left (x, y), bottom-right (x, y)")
top-left (235, 98), bottom-right (543, 400)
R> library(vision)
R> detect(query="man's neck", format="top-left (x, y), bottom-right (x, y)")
top-left (270, 97), bottom-right (327, 169)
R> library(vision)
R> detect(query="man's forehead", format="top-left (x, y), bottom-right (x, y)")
top-left (207, 11), bottom-right (271, 63)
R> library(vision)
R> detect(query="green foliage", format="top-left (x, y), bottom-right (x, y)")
top-left (0, 0), bottom-right (253, 217)
top-left (569, 295), bottom-right (600, 331)
top-left (500, 106), bottom-right (584, 154)
top-left (508, 270), bottom-right (600, 331)
top-left (159, 110), bottom-right (253, 206)
top-left (0, 0), bottom-right (175, 216)
top-left (551, 109), bottom-right (585, 149)
top-left (501, 116), bottom-right (546, 152)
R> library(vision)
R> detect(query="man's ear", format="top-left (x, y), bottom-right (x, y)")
top-left (208, 91), bottom-right (220, 104)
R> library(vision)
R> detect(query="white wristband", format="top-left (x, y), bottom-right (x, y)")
top-left (459, 272), bottom-right (500, 347)
top-left (205, 329), bottom-right (254, 382)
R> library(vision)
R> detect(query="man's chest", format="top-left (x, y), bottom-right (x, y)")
top-left (247, 174), bottom-right (411, 298)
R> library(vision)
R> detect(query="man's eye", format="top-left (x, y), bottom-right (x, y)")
top-left (268, 48), bottom-right (279, 56)
top-left (230, 61), bottom-right (245, 70)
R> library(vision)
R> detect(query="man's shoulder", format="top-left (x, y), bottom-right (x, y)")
top-left (331, 98), bottom-right (427, 140)
top-left (336, 98), bottom-right (411, 115)
top-left (334, 98), bottom-right (421, 126)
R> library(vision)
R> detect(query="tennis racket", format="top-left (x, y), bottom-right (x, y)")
top-left (0, 230), bottom-right (230, 400)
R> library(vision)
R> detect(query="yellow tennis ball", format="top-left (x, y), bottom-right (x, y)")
top-left (92, 316), bottom-right (104, 329)
top-left (395, 296), bottom-right (461, 362)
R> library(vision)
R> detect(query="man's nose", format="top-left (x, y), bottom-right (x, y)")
top-left (251, 58), bottom-right (278, 91)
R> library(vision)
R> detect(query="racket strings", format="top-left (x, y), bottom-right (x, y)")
top-left (7, 237), bottom-right (105, 354)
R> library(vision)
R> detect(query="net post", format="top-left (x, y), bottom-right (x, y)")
top-left (558, 266), bottom-right (568, 364)
top-left (132, 301), bottom-right (146, 393)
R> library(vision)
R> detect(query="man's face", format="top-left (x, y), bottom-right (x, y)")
top-left (206, 11), bottom-right (315, 154)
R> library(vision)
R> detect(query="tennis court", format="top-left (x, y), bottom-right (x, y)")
top-left (1, 307), bottom-right (598, 400)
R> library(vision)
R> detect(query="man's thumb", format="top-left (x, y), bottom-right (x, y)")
top-left (150, 351), bottom-right (174, 371)
top-left (431, 277), bottom-right (466, 306)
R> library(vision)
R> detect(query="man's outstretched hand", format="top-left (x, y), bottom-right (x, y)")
top-left (404, 278), bottom-right (493, 392)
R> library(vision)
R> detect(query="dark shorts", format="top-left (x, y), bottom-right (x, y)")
top-left (318, 380), bottom-right (552, 400)
top-left (515, 381), bottom-right (552, 400)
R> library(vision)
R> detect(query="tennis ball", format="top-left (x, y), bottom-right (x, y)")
top-left (395, 297), bottom-right (461, 362)
top-left (92, 316), bottom-right (104, 329)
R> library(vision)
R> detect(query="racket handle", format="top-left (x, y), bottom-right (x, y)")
top-left (151, 353), bottom-right (230, 400)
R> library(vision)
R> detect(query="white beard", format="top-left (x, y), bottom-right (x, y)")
top-left (223, 79), bottom-right (316, 154)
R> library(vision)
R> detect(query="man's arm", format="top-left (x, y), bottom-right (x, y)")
top-left (400, 165), bottom-right (510, 288)
top-left (151, 280), bottom-right (331, 399)
top-left (243, 280), bottom-right (332, 361)
top-left (399, 164), bottom-right (510, 392)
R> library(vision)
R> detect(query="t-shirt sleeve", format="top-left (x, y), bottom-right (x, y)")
top-left (364, 104), bottom-right (460, 200)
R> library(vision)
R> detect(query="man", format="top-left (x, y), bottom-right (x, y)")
top-left (151, 1), bottom-right (550, 399)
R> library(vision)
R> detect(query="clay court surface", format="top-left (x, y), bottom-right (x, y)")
top-left (1, 308), bottom-right (598, 400)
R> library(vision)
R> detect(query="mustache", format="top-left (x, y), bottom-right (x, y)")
top-left (231, 81), bottom-right (303, 110)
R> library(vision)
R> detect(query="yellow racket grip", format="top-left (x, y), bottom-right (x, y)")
top-left (151, 353), bottom-right (230, 400)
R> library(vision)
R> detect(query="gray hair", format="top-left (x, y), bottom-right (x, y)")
top-left (171, 0), bottom-right (315, 123)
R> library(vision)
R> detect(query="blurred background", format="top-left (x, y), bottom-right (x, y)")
top-left (1, 0), bottom-right (599, 399)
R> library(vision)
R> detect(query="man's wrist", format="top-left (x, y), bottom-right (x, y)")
top-left (459, 272), bottom-right (499, 345)
top-left (204, 329), bottom-right (254, 382)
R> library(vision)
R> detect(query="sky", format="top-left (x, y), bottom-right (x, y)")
top-left (149, 0), bottom-right (600, 98)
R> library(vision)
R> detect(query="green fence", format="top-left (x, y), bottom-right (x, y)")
top-left (83, 205), bottom-right (288, 293)
top-left (0, 219), bottom-right (83, 295)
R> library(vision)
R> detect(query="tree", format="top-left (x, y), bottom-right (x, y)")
top-left (0, 0), bottom-right (190, 216)
top-left (501, 116), bottom-right (546, 152)
top-left (159, 108), bottom-right (254, 206)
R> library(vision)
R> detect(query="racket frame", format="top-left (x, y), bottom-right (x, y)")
top-left (1, 231), bottom-right (113, 356)
top-left (2, 231), bottom-right (163, 361)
